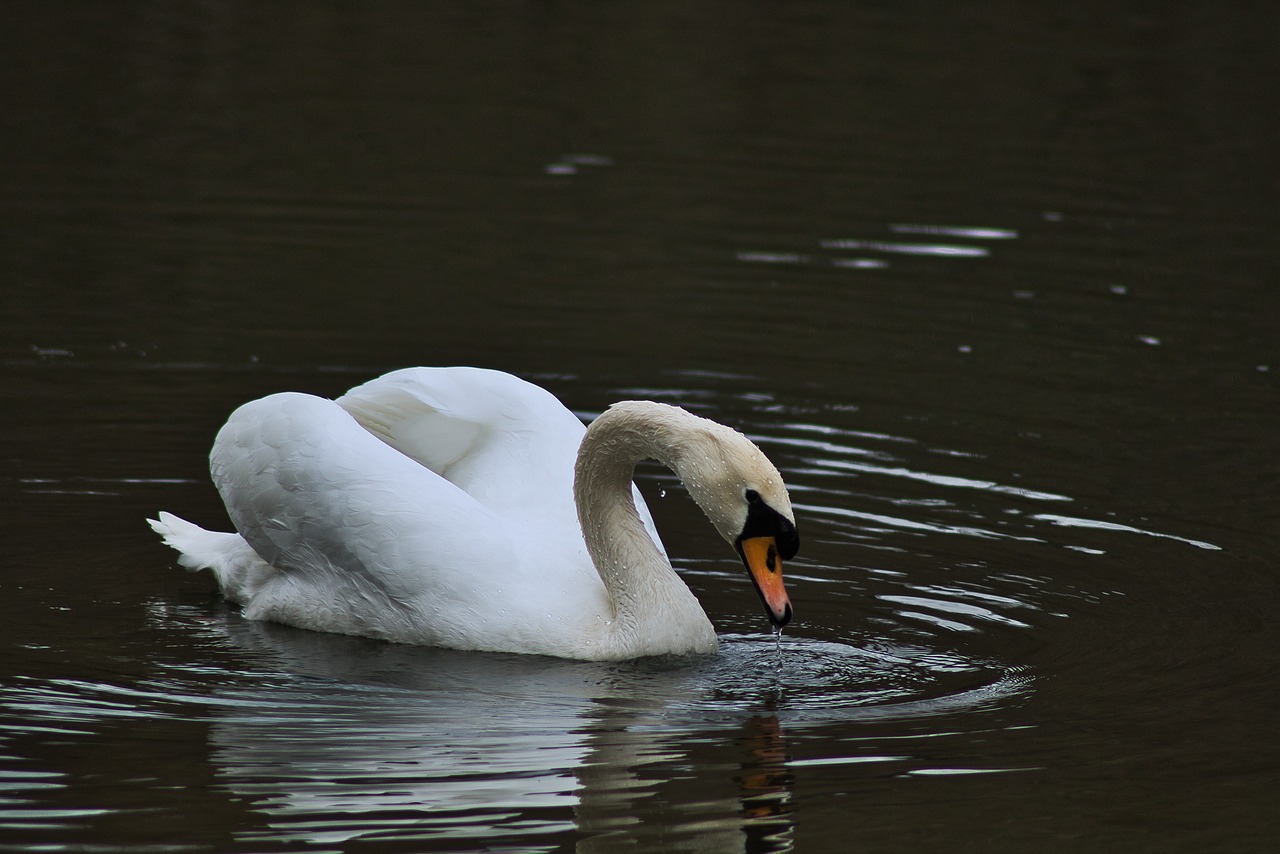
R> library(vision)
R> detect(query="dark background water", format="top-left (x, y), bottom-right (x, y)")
top-left (2, 3), bottom-right (1278, 852)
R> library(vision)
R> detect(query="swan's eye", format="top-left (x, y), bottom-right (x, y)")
top-left (745, 489), bottom-right (761, 505)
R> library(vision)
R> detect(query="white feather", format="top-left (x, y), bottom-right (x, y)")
top-left (150, 367), bottom-right (793, 660)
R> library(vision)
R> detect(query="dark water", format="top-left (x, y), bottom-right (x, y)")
top-left (3, 3), bottom-right (1278, 851)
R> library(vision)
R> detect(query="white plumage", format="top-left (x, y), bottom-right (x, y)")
top-left (151, 367), bottom-right (796, 660)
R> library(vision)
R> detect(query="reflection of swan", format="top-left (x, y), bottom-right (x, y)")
top-left (195, 614), bottom-right (797, 853)
top-left (150, 367), bottom-right (799, 660)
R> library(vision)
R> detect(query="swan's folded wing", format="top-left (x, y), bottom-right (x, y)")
top-left (210, 393), bottom-right (520, 641)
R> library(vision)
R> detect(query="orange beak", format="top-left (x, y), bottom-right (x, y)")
top-left (738, 535), bottom-right (792, 628)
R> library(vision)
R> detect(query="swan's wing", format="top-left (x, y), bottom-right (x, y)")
top-left (211, 392), bottom-right (522, 645)
top-left (336, 367), bottom-right (585, 516)
top-left (336, 369), bottom-right (665, 560)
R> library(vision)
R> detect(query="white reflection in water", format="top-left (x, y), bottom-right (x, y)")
top-left (791, 455), bottom-right (1073, 502)
top-left (831, 257), bottom-right (890, 269)
top-left (795, 501), bottom-right (1045, 543)
top-left (1031, 513), bottom-right (1221, 551)
top-left (735, 222), bottom-right (1015, 271)
top-left (209, 688), bottom-right (585, 847)
top-left (819, 239), bottom-right (990, 258)
top-left (735, 251), bottom-right (812, 265)
top-left (143, 612), bottom-right (1025, 851)
top-left (888, 224), bottom-right (1020, 240)
top-left (0, 593), bottom-right (1034, 851)
top-left (879, 595), bottom-right (1033, 630)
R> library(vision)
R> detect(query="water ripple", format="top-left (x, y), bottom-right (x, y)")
top-left (819, 238), bottom-right (991, 258)
top-left (1031, 513), bottom-right (1221, 551)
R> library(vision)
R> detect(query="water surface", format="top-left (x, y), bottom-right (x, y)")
top-left (2, 4), bottom-right (1278, 852)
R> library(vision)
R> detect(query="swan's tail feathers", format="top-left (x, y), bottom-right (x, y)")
top-left (148, 512), bottom-right (274, 604)
top-left (149, 511), bottom-right (231, 571)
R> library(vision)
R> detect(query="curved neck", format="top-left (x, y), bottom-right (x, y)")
top-left (573, 402), bottom-right (714, 655)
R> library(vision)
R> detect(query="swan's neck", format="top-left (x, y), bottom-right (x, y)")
top-left (574, 402), bottom-right (716, 656)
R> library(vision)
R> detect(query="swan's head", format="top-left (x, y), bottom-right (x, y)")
top-left (580, 400), bottom-right (799, 630)
top-left (671, 417), bottom-right (798, 629)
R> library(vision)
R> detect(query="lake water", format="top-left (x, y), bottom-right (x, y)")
top-left (2, 3), bottom-right (1278, 852)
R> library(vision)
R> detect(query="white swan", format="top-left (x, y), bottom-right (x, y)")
top-left (149, 367), bottom-right (798, 660)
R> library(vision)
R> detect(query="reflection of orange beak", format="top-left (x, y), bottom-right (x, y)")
top-left (740, 713), bottom-right (791, 818)
top-left (739, 536), bottom-right (792, 627)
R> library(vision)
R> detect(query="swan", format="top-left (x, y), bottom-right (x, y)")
top-left (149, 367), bottom-right (798, 660)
